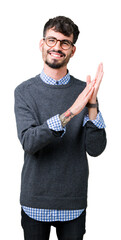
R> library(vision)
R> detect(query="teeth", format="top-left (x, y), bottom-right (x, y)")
top-left (50, 53), bottom-right (62, 58)
top-left (52, 54), bottom-right (61, 57)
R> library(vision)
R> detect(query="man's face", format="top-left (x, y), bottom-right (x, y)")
top-left (39, 28), bottom-right (76, 69)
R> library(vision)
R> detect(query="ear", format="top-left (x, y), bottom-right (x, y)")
top-left (70, 46), bottom-right (76, 58)
top-left (39, 39), bottom-right (44, 52)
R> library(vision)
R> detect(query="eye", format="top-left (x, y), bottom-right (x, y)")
top-left (48, 38), bottom-right (56, 44)
top-left (62, 41), bottom-right (70, 46)
top-left (49, 39), bottom-right (55, 42)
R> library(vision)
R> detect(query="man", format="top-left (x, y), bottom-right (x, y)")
top-left (14, 16), bottom-right (106, 240)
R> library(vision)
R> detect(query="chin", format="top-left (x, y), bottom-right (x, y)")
top-left (45, 60), bottom-right (66, 69)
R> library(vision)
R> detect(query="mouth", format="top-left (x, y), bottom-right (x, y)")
top-left (48, 51), bottom-right (65, 59)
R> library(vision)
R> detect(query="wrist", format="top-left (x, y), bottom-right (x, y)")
top-left (59, 109), bottom-right (74, 127)
top-left (86, 98), bottom-right (98, 109)
top-left (88, 108), bottom-right (98, 120)
top-left (88, 98), bottom-right (97, 104)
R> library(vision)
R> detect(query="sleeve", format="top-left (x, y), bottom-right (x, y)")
top-left (84, 112), bottom-right (107, 157)
top-left (14, 88), bottom-right (64, 155)
top-left (83, 111), bottom-right (106, 129)
top-left (47, 114), bottom-right (66, 137)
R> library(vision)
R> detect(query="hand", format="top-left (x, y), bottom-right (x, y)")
top-left (70, 80), bottom-right (95, 116)
top-left (86, 63), bottom-right (104, 103)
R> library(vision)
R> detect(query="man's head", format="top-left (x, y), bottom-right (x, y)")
top-left (39, 16), bottom-right (80, 70)
top-left (43, 16), bottom-right (80, 44)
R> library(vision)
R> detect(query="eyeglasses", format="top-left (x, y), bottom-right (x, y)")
top-left (43, 36), bottom-right (74, 50)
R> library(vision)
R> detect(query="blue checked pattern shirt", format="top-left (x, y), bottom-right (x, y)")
top-left (22, 70), bottom-right (105, 222)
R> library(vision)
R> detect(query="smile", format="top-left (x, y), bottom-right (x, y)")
top-left (49, 53), bottom-right (64, 58)
top-left (48, 51), bottom-right (65, 59)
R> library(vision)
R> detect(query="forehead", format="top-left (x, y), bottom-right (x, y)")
top-left (45, 28), bottom-right (73, 42)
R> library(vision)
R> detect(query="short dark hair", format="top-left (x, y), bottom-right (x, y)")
top-left (43, 16), bottom-right (80, 44)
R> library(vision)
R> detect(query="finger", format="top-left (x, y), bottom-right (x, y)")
top-left (84, 86), bottom-right (95, 105)
top-left (83, 80), bottom-right (95, 97)
top-left (95, 64), bottom-right (100, 80)
top-left (93, 71), bottom-right (104, 95)
top-left (95, 71), bottom-right (104, 87)
top-left (86, 75), bottom-right (91, 85)
top-left (95, 63), bottom-right (103, 80)
top-left (88, 86), bottom-right (95, 99)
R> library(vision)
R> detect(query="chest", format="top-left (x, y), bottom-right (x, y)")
top-left (26, 84), bottom-right (86, 124)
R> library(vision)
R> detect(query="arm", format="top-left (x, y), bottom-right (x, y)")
top-left (60, 80), bottom-right (96, 126)
top-left (84, 111), bottom-right (107, 156)
top-left (60, 63), bottom-right (106, 156)
top-left (85, 63), bottom-right (107, 156)
top-left (60, 63), bottom-right (104, 126)
top-left (85, 121), bottom-right (106, 157)
top-left (47, 114), bottom-right (66, 137)
top-left (14, 88), bottom-right (64, 155)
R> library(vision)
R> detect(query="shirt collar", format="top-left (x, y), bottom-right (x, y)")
top-left (40, 69), bottom-right (70, 85)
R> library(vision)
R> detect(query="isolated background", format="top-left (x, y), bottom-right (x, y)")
top-left (0, 0), bottom-right (121, 239)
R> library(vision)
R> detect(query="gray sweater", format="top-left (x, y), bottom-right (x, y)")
top-left (14, 74), bottom-right (106, 210)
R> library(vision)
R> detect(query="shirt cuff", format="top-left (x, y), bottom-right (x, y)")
top-left (47, 114), bottom-right (66, 137)
top-left (83, 111), bottom-right (106, 129)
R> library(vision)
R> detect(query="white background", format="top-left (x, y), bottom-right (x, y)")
top-left (0, 0), bottom-right (121, 239)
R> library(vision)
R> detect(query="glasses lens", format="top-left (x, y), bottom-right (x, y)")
top-left (44, 37), bottom-right (73, 50)
top-left (61, 41), bottom-right (71, 50)
top-left (46, 38), bottom-right (56, 47)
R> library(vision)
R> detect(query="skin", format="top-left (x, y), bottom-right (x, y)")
top-left (39, 28), bottom-right (76, 80)
top-left (86, 63), bottom-right (104, 120)
top-left (39, 28), bottom-right (104, 125)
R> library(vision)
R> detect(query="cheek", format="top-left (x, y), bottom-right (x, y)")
top-left (66, 51), bottom-right (73, 59)
top-left (65, 49), bottom-right (73, 58)
top-left (41, 46), bottom-right (48, 60)
top-left (42, 45), bottom-right (53, 59)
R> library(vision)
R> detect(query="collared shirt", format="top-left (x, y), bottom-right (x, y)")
top-left (22, 70), bottom-right (105, 222)
top-left (40, 69), bottom-right (70, 85)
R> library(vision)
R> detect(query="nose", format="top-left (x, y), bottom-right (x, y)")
top-left (53, 40), bottom-right (62, 50)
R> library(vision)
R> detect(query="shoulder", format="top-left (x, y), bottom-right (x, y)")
top-left (14, 74), bottom-right (39, 94)
top-left (70, 75), bottom-right (86, 88)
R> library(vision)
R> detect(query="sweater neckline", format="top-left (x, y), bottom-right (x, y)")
top-left (35, 74), bottom-right (74, 89)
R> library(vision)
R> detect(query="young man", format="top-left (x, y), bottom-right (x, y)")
top-left (14, 16), bottom-right (106, 240)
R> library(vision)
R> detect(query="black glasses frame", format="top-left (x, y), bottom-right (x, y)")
top-left (43, 36), bottom-right (74, 50)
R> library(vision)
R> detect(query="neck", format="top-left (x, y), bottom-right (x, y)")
top-left (43, 64), bottom-right (68, 80)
